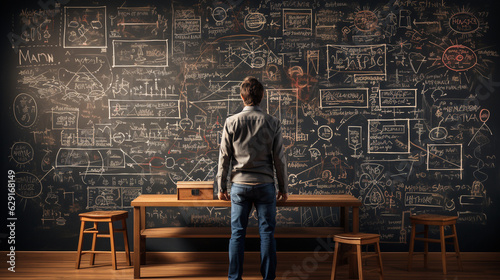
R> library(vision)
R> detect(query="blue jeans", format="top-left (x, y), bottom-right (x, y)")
top-left (228, 183), bottom-right (277, 280)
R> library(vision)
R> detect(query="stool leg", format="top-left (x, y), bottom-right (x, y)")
top-left (452, 224), bottom-right (463, 271)
top-left (424, 225), bottom-right (429, 268)
top-left (89, 222), bottom-right (98, 266)
top-left (356, 244), bottom-right (364, 280)
top-left (375, 242), bottom-right (384, 280)
top-left (408, 222), bottom-right (416, 271)
top-left (109, 221), bottom-right (117, 270)
top-left (331, 241), bottom-right (340, 280)
top-left (122, 219), bottom-right (131, 266)
top-left (440, 225), bottom-right (447, 274)
top-left (349, 245), bottom-right (358, 278)
top-left (75, 220), bottom-right (85, 269)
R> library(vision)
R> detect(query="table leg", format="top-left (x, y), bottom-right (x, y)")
top-left (349, 206), bottom-right (360, 279)
top-left (340, 207), bottom-right (346, 232)
top-left (424, 225), bottom-right (429, 268)
top-left (141, 236), bottom-right (146, 265)
top-left (352, 206), bottom-right (359, 233)
top-left (452, 224), bottom-right (463, 271)
top-left (134, 206), bottom-right (141, 279)
top-left (338, 207), bottom-right (350, 268)
top-left (140, 206), bottom-right (146, 265)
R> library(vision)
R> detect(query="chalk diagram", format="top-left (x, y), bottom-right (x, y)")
top-left (194, 35), bottom-right (279, 78)
top-left (10, 142), bottom-right (34, 167)
top-left (15, 7), bottom-right (59, 46)
top-left (353, 9), bottom-right (380, 32)
top-left (444, 8), bottom-right (488, 37)
top-left (468, 109), bottom-right (492, 146)
top-left (15, 167), bottom-right (55, 211)
top-left (424, 40), bottom-right (493, 84)
top-left (17, 54), bottom-right (112, 104)
top-left (13, 93), bottom-right (38, 128)
top-left (357, 163), bottom-right (386, 208)
top-left (57, 54), bottom-right (112, 102)
top-left (244, 12), bottom-right (266, 32)
top-left (110, 6), bottom-right (168, 39)
top-left (211, 7), bottom-right (228, 24)
top-left (59, 65), bottom-right (107, 101)
top-left (64, 6), bottom-right (107, 48)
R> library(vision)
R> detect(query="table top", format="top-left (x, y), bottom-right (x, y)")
top-left (131, 194), bottom-right (361, 207)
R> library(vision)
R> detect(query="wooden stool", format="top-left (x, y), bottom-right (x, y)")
top-left (408, 214), bottom-right (463, 274)
top-left (75, 210), bottom-right (131, 269)
top-left (331, 233), bottom-right (383, 280)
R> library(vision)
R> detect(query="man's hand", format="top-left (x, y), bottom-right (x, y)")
top-left (218, 191), bottom-right (230, 201)
top-left (277, 191), bottom-right (288, 202)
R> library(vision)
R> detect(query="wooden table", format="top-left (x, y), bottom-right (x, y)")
top-left (131, 194), bottom-right (361, 279)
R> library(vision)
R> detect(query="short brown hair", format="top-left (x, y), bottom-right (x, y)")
top-left (240, 76), bottom-right (264, 106)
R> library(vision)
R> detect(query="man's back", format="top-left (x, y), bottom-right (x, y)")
top-left (225, 106), bottom-right (281, 184)
top-left (217, 105), bottom-right (287, 194)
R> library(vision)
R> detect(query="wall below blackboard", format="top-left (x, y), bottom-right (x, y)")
top-left (1, 0), bottom-right (500, 253)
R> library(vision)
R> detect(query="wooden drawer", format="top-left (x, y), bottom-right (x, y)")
top-left (176, 181), bottom-right (214, 200)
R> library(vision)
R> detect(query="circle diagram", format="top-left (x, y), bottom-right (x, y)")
top-left (449, 12), bottom-right (480, 34)
top-left (244, 13), bottom-right (266, 32)
top-left (10, 142), bottom-right (34, 165)
top-left (354, 11), bottom-right (378, 32)
top-left (13, 93), bottom-right (37, 128)
top-left (442, 45), bottom-right (477, 71)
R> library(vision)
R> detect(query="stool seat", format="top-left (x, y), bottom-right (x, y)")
top-left (332, 233), bottom-right (383, 280)
top-left (79, 210), bottom-right (128, 220)
top-left (408, 214), bottom-right (462, 274)
top-left (75, 210), bottom-right (131, 270)
top-left (410, 214), bottom-right (458, 225)
top-left (334, 233), bottom-right (380, 245)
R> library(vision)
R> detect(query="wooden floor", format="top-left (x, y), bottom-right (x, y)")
top-left (1, 251), bottom-right (499, 279)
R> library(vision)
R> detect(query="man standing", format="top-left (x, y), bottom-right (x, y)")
top-left (217, 76), bottom-right (288, 280)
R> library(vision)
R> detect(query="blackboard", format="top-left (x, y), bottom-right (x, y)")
top-left (2, 0), bottom-right (500, 253)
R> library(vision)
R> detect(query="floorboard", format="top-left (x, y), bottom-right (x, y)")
top-left (0, 251), bottom-right (499, 279)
